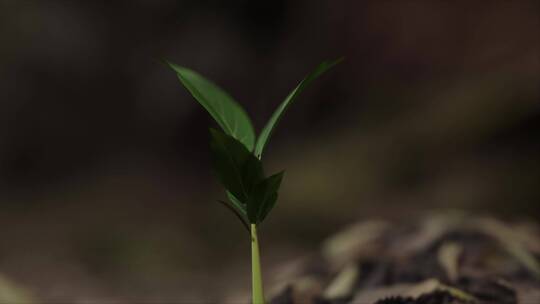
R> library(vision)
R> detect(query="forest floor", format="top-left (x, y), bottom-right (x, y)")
top-left (269, 213), bottom-right (540, 304)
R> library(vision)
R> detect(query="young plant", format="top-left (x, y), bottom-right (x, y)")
top-left (167, 59), bottom-right (341, 304)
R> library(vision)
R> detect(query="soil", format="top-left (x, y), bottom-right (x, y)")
top-left (269, 213), bottom-right (540, 304)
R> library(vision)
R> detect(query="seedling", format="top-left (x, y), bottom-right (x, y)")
top-left (167, 59), bottom-right (341, 304)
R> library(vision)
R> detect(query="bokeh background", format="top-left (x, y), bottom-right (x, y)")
top-left (1, 0), bottom-right (539, 302)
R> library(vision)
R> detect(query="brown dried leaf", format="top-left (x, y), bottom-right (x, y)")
top-left (438, 242), bottom-right (463, 282)
top-left (353, 279), bottom-right (477, 304)
top-left (323, 262), bottom-right (359, 299)
top-left (475, 218), bottom-right (540, 279)
top-left (394, 212), bottom-right (466, 257)
top-left (322, 220), bottom-right (389, 268)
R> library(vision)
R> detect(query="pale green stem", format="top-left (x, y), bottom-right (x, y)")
top-left (251, 224), bottom-right (265, 304)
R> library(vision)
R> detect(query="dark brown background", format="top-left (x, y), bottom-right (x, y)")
top-left (0, 0), bottom-right (539, 302)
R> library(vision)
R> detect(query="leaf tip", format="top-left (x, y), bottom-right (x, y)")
top-left (324, 57), bottom-right (345, 70)
top-left (275, 170), bottom-right (285, 183)
top-left (163, 59), bottom-right (179, 70)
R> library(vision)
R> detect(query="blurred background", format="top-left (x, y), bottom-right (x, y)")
top-left (1, 0), bottom-right (539, 302)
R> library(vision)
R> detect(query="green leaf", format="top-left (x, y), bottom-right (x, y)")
top-left (209, 129), bottom-right (262, 203)
top-left (217, 200), bottom-right (249, 232)
top-left (227, 191), bottom-right (247, 215)
top-left (257, 171), bottom-right (284, 223)
top-left (168, 61), bottom-right (256, 150)
top-left (254, 58), bottom-right (343, 159)
top-left (247, 171), bottom-right (284, 224)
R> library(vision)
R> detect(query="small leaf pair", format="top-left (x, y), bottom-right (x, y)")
top-left (167, 58), bottom-right (341, 227)
top-left (209, 128), bottom-right (282, 226)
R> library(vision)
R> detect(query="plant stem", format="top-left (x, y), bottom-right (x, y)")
top-left (251, 224), bottom-right (265, 304)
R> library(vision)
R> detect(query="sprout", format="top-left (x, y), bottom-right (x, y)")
top-left (167, 58), bottom-right (341, 304)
